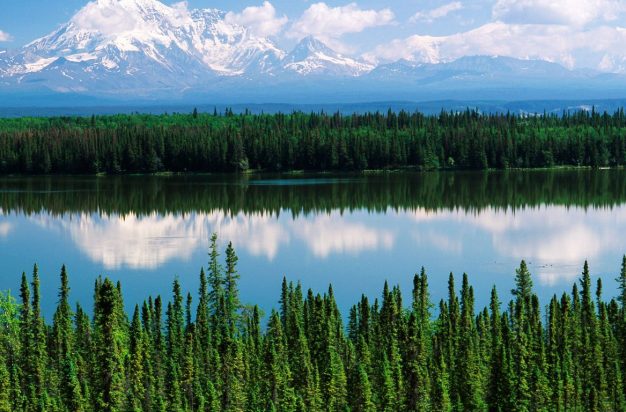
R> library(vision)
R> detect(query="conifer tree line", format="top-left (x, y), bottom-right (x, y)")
top-left (1, 108), bottom-right (626, 173)
top-left (1, 237), bottom-right (626, 411)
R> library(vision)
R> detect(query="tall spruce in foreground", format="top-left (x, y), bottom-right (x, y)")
top-left (93, 278), bottom-right (126, 412)
top-left (2, 240), bottom-right (626, 411)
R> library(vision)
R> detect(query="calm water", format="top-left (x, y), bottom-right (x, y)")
top-left (1, 170), bottom-right (626, 317)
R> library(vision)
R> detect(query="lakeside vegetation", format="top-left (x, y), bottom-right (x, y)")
top-left (1, 236), bottom-right (625, 411)
top-left (1, 109), bottom-right (626, 174)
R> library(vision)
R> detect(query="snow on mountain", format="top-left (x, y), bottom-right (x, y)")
top-left (0, 0), bottom-right (286, 92)
top-left (283, 36), bottom-right (373, 77)
top-left (0, 0), bottom-right (377, 94)
top-left (367, 55), bottom-right (588, 85)
top-left (0, 0), bottom-right (374, 84)
top-left (2, 0), bottom-right (625, 102)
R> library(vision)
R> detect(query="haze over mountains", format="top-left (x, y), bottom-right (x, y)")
top-left (2, 0), bottom-right (626, 107)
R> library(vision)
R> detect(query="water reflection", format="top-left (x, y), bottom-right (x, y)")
top-left (410, 206), bottom-right (626, 285)
top-left (14, 203), bottom-right (626, 288)
top-left (26, 210), bottom-right (397, 268)
top-left (0, 221), bottom-right (12, 237)
top-left (291, 212), bottom-right (394, 258)
top-left (1, 170), bottom-right (625, 316)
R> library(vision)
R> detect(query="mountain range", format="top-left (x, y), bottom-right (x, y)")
top-left (3, 0), bottom-right (626, 106)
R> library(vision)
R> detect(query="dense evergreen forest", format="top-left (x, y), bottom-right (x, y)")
top-left (1, 236), bottom-right (626, 411)
top-left (1, 108), bottom-right (626, 173)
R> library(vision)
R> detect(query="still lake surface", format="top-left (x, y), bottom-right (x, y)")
top-left (1, 170), bottom-right (625, 317)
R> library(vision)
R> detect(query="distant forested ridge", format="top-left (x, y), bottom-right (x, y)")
top-left (1, 236), bottom-right (626, 411)
top-left (1, 108), bottom-right (626, 173)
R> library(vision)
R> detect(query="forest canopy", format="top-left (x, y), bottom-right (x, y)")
top-left (1, 235), bottom-right (626, 411)
top-left (1, 108), bottom-right (626, 173)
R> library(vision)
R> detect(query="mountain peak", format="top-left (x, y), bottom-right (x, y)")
top-left (284, 37), bottom-right (373, 77)
top-left (1, 0), bottom-right (614, 101)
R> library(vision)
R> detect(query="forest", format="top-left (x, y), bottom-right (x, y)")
top-left (1, 235), bottom-right (625, 411)
top-left (1, 108), bottom-right (626, 173)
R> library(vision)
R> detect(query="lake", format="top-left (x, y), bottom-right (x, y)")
top-left (1, 170), bottom-right (625, 317)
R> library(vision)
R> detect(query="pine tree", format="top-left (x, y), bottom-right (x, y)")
top-left (52, 266), bottom-right (83, 411)
top-left (350, 337), bottom-right (374, 412)
top-left (352, 363), bottom-right (375, 412)
top-left (430, 336), bottom-right (451, 412)
top-left (18, 272), bottom-right (32, 410)
top-left (487, 286), bottom-right (508, 411)
top-left (546, 296), bottom-right (564, 411)
top-left (29, 265), bottom-right (48, 411)
top-left (59, 357), bottom-right (83, 412)
top-left (404, 269), bottom-right (431, 411)
top-left (208, 233), bottom-right (224, 321)
top-left (579, 261), bottom-right (607, 410)
top-left (263, 310), bottom-right (296, 411)
top-left (92, 278), bottom-right (125, 412)
top-left (127, 305), bottom-right (145, 412)
top-left (73, 303), bottom-right (93, 409)
top-left (195, 268), bottom-right (213, 407)
top-left (457, 274), bottom-right (485, 410)
top-left (224, 241), bottom-right (241, 335)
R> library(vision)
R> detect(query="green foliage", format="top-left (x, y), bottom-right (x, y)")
top-left (2, 240), bottom-right (626, 411)
top-left (1, 109), bottom-right (626, 174)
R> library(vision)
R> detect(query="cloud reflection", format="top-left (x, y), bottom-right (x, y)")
top-left (28, 210), bottom-right (394, 269)
top-left (291, 212), bottom-right (394, 258)
top-left (16, 205), bottom-right (626, 287)
top-left (409, 206), bottom-right (626, 284)
top-left (0, 222), bottom-right (13, 238)
top-left (30, 211), bottom-right (290, 269)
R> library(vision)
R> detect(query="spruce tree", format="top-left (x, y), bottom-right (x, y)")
top-left (579, 261), bottom-right (607, 410)
top-left (457, 274), bottom-right (485, 410)
top-left (208, 233), bottom-right (224, 321)
top-left (93, 278), bottom-right (125, 412)
top-left (29, 265), bottom-right (47, 411)
top-left (127, 305), bottom-right (145, 412)
top-left (224, 241), bottom-right (241, 335)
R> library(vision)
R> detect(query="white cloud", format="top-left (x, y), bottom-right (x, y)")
top-left (493, 0), bottom-right (626, 27)
top-left (224, 1), bottom-right (288, 37)
top-left (288, 2), bottom-right (394, 42)
top-left (73, 0), bottom-right (140, 35)
top-left (69, 0), bottom-right (195, 52)
top-left (0, 30), bottom-right (11, 42)
top-left (169, 1), bottom-right (194, 27)
top-left (364, 21), bottom-right (626, 71)
top-left (410, 1), bottom-right (464, 23)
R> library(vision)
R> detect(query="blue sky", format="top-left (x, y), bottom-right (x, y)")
top-left (2, 0), bottom-right (626, 71)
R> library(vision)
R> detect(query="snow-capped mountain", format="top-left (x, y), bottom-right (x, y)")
top-left (0, 0), bottom-right (370, 94)
top-left (367, 56), bottom-right (581, 83)
top-left (2, 0), bottom-right (626, 104)
top-left (0, 0), bottom-right (287, 93)
top-left (283, 37), bottom-right (373, 77)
